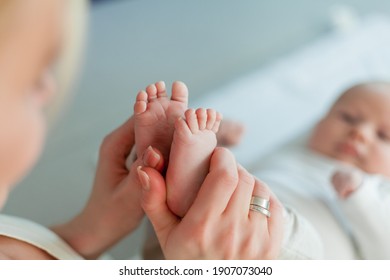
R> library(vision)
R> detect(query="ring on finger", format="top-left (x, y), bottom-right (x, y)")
top-left (249, 204), bottom-right (271, 218)
top-left (250, 196), bottom-right (270, 210)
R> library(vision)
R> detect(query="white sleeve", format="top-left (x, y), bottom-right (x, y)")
top-left (340, 175), bottom-right (390, 259)
top-left (278, 207), bottom-right (324, 259)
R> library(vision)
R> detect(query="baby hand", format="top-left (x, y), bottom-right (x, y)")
top-left (331, 167), bottom-right (363, 199)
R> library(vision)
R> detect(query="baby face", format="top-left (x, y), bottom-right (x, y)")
top-left (308, 83), bottom-right (390, 178)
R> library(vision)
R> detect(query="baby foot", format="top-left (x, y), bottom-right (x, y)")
top-left (133, 81), bottom-right (188, 163)
top-left (166, 108), bottom-right (222, 217)
top-left (216, 119), bottom-right (245, 147)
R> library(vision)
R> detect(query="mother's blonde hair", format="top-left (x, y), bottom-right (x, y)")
top-left (50, 0), bottom-right (89, 123)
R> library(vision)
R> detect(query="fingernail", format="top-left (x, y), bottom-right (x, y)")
top-left (137, 166), bottom-right (150, 191)
top-left (143, 146), bottom-right (160, 168)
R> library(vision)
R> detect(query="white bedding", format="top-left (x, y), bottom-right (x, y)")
top-left (192, 14), bottom-right (390, 169)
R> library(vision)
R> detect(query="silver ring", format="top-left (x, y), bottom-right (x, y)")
top-left (250, 196), bottom-right (270, 210)
top-left (249, 204), bottom-right (271, 218)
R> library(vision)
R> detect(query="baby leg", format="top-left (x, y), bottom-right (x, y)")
top-left (166, 108), bottom-right (222, 217)
top-left (133, 81), bottom-right (188, 163)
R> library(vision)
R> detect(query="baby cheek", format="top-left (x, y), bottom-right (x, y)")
top-left (309, 122), bottom-right (334, 152)
top-left (365, 146), bottom-right (390, 177)
top-left (379, 154), bottom-right (390, 178)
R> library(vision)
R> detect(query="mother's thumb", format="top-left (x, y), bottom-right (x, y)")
top-left (138, 167), bottom-right (179, 245)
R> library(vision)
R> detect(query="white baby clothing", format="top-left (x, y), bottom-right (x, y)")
top-left (253, 137), bottom-right (390, 259)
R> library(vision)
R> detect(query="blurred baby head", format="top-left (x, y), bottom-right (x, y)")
top-left (308, 81), bottom-right (390, 178)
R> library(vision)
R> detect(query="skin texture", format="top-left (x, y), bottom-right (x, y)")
top-left (133, 81), bottom-right (188, 163)
top-left (166, 108), bottom-right (222, 217)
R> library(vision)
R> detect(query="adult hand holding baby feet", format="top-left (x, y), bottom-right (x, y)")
top-left (132, 80), bottom-right (223, 217)
top-left (140, 147), bottom-right (284, 259)
top-left (331, 167), bottom-right (364, 199)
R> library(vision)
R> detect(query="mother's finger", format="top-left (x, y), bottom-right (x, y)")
top-left (100, 116), bottom-right (135, 161)
top-left (266, 191), bottom-right (284, 257)
top-left (186, 147), bottom-right (238, 219)
top-left (223, 164), bottom-right (255, 218)
top-left (140, 166), bottom-right (180, 245)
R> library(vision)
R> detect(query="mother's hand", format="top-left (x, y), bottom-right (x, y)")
top-left (53, 116), bottom-right (163, 259)
top-left (139, 147), bottom-right (284, 259)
